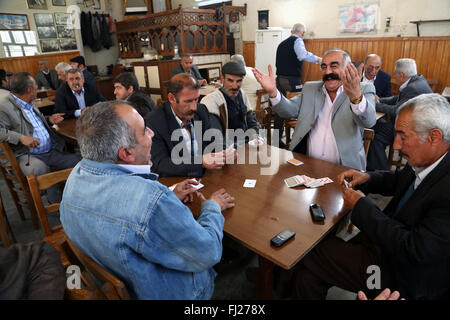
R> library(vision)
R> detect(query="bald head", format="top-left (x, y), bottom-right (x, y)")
top-left (364, 54), bottom-right (382, 80)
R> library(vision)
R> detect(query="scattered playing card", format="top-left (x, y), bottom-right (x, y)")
top-left (169, 179), bottom-right (204, 191)
top-left (287, 158), bottom-right (304, 166)
top-left (243, 179), bottom-right (257, 188)
top-left (284, 175), bottom-right (305, 188)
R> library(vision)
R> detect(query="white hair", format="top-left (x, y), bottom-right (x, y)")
top-left (292, 23), bottom-right (306, 34)
top-left (322, 48), bottom-right (352, 67)
top-left (55, 62), bottom-right (72, 73)
top-left (394, 58), bottom-right (417, 77)
top-left (230, 54), bottom-right (246, 67)
top-left (397, 93), bottom-right (450, 142)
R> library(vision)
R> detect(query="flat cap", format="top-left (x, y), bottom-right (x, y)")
top-left (69, 55), bottom-right (86, 66)
top-left (221, 61), bottom-right (246, 76)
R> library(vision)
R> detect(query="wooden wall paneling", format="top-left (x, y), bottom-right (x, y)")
top-left (0, 51), bottom-right (80, 77)
top-left (243, 41), bottom-right (255, 68)
top-left (301, 37), bottom-right (449, 93)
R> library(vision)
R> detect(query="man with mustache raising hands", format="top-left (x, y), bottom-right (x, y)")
top-left (54, 68), bottom-right (106, 119)
top-left (253, 48), bottom-right (376, 170)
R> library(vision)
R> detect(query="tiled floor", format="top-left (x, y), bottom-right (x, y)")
top-left (0, 172), bottom-right (391, 300)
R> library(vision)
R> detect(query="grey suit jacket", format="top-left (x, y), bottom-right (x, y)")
top-left (0, 94), bottom-right (64, 157)
top-left (272, 81), bottom-right (376, 170)
top-left (34, 70), bottom-right (61, 90)
top-left (376, 74), bottom-right (432, 120)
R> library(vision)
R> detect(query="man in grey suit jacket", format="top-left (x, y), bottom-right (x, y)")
top-left (0, 72), bottom-right (80, 202)
top-left (34, 59), bottom-right (61, 90)
top-left (253, 48), bottom-right (376, 171)
top-left (367, 58), bottom-right (432, 171)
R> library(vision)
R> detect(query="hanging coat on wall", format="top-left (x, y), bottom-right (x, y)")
top-left (91, 13), bottom-right (102, 52)
top-left (100, 14), bottom-right (113, 49)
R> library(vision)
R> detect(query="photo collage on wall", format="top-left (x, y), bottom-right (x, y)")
top-left (34, 11), bottom-right (77, 53)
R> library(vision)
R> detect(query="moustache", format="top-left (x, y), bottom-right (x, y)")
top-left (322, 73), bottom-right (341, 82)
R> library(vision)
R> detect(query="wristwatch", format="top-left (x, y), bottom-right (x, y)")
top-left (350, 94), bottom-right (363, 104)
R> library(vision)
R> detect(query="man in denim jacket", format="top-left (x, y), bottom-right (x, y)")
top-left (60, 100), bottom-right (235, 299)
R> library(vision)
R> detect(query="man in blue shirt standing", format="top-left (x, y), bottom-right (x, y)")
top-left (274, 23), bottom-right (321, 147)
top-left (0, 72), bottom-right (80, 203)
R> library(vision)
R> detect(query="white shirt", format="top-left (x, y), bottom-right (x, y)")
top-left (362, 72), bottom-right (376, 84)
top-left (170, 107), bottom-right (199, 156)
top-left (270, 86), bottom-right (367, 164)
top-left (399, 78), bottom-right (411, 91)
top-left (412, 152), bottom-right (447, 189)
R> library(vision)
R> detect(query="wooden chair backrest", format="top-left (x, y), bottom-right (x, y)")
top-left (255, 89), bottom-right (269, 111)
top-left (26, 168), bottom-right (72, 237)
top-left (66, 238), bottom-right (130, 300)
top-left (0, 142), bottom-right (39, 228)
top-left (0, 193), bottom-right (14, 248)
top-left (363, 128), bottom-right (375, 157)
top-left (285, 91), bottom-right (301, 99)
top-left (426, 78), bottom-right (439, 93)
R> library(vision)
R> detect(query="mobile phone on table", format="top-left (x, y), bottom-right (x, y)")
top-left (310, 203), bottom-right (326, 222)
top-left (270, 229), bottom-right (296, 247)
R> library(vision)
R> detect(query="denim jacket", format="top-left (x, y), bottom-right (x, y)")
top-left (60, 159), bottom-right (224, 299)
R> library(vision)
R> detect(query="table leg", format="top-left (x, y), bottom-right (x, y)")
top-left (258, 256), bottom-right (274, 299)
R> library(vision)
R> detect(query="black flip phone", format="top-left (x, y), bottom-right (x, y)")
top-left (270, 229), bottom-right (296, 247)
top-left (310, 204), bottom-right (326, 222)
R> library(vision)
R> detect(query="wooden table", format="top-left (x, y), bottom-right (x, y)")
top-left (199, 84), bottom-right (216, 97)
top-left (376, 111), bottom-right (385, 120)
top-left (34, 97), bottom-right (55, 116)
top-left (54, 118), bottom-right (77, 141)
top-left (159, 144), bottom-right (351, 298)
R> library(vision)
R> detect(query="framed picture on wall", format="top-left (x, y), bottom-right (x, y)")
top-left (34, 13), bottom-right (54, 27)
top-left (0, 13), bottom-right (30, 30)
top-left (37, 26), bottom-right (57, 39)
top-left (40, 39), bottom-right (59, 52)
top-left (56, 25), bottom-right (74, 38)
top-left (59, 38), bottom-right (77, 50)
top-left (52, 0), bottom-right (66, 6)
top-left (84, 0), bottom-right (100, 9)
top-left (258, 10), bottom-right (269, 30)
top-left (54, 13), bottom-right (71, 25)
top-left (27, 0), bottom-right (48, 10)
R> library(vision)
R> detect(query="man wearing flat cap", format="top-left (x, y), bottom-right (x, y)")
top-left (200, 61), bottom-right (261, 144)
top-left (69, 55), bottom-right (97, 89)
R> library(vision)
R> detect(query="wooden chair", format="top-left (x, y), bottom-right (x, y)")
top-left (387, 143), bottom-right (405, 170)
top-left (363, 128), bottom-right (375, 157)
top-left (0, 192), bottom-right (16, 248)
top-left (426, 78), bottom-right (440, 93)
top-left (255, 89), bottom-right (273, 145)
top-left (65, 238), bottom-right (130, 300)
top-left (0, 142), bottom-right (39, 229)
top-left (284, 91), bottom-right (301, 149)
top-left (26, 168), bottom-right (73, 266)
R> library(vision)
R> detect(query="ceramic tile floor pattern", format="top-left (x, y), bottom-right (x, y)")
top-left (0, 174), bottom-right (391, 300)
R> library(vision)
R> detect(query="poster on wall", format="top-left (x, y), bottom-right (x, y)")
top-left (40, 39), bottom-right (59, 52)
top-left (339, 3), bottom-right (378, 33)
top-left (0, 14), bottom-right (29, 30)
top-left (27, 0), bottom-right (48, 10)
top-left (258, 10), bottom-right (269, 30)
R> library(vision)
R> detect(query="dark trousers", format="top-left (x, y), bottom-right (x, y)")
top-left (275, 232), bottom-right (381, 299)
top-left (367, 118), bottom-right (395, 171)
top-left (274, 76), bottom-right (302, 146)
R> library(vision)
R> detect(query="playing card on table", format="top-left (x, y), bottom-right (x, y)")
top-left (284, 175), bottom-right (305, 188)
top-left (287, 158), bottom-right (304, 166)
top-left (243, 179), bottom-right (257, 188)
